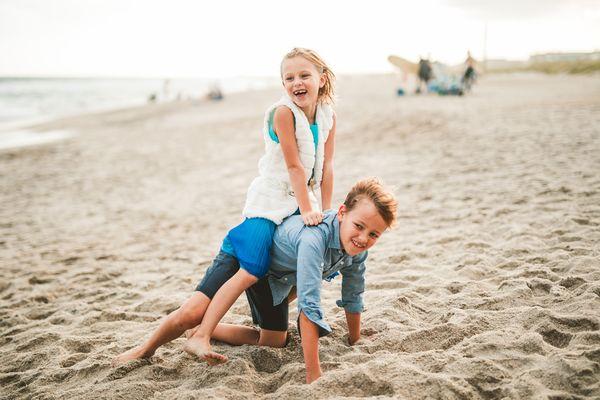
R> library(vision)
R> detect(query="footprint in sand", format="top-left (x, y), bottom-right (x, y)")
top-left (250, 347), bottom-right (284, 373)
top-left (537, 327), bottom-right (573, 348)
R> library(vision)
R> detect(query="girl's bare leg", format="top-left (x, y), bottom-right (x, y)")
top-left (183, 269), bottom-right (257, 362)
top-left (113, 292), bottom-right (220, 365)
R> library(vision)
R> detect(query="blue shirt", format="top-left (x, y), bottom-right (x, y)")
top-left (267, 210), bottom-right (368, 334)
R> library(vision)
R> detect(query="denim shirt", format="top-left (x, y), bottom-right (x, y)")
top-left (267, 210), bottom-right (368, 335)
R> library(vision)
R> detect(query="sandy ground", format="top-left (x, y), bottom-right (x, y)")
top-left (1, 73), bottom-right (599, 400)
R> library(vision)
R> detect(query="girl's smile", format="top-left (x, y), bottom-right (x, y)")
top-left (281, 56), bottom-right (326, 120)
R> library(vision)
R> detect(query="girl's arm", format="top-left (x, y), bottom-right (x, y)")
top-left (320, 112), bottom-right (336, 211)
top-left (274, 106), bottom-right (323, 226)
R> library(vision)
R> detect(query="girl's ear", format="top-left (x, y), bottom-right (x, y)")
top-left (319, 73), bottom-right (326, 88)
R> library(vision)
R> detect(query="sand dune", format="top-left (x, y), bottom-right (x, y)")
top-left (1, 73), bottom-right (599, 399)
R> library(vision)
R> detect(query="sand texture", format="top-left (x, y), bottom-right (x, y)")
top-left (1, 73), bottom-right (599, 399)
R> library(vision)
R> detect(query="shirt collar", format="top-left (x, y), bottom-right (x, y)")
top-left (329, 213), bottom-right (342, 250)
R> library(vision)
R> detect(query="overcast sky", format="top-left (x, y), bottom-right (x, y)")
top-left (0, 0), bottom-right (598, 78)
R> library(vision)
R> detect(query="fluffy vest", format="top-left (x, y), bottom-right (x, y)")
top-left (242, 94), bottom-right (334, 224)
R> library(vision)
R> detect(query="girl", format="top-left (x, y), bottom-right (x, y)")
top-left (114, 48), bottom-right (336, 365)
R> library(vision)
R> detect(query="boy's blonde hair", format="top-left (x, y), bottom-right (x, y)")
top-left (344, 178), bottom-right (398, 228)
top-left (281, 47), bottom-right (336, 104)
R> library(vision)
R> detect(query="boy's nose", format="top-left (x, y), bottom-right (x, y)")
top-left (358, 232), bottom-right (369, 244)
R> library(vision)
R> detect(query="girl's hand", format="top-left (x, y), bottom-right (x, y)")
top-left (302, 210), bottom-right (323, 226)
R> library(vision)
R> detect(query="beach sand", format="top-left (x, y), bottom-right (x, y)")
top-left (1, 73), bottom-right (599, 399)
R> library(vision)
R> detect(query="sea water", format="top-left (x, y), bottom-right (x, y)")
top-left (0, 76), bottom-right (277, 150)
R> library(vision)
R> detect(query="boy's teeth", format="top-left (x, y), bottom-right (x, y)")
top-left (352, 239), bottom-right (364, 248)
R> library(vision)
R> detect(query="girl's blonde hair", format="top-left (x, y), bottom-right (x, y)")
top-left (281, 47), bottom-right (336, 104)
top-left (343, 178), bottom-right (398, 228)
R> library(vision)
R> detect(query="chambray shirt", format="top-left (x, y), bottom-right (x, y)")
top-left (267, 210), bottom-right (368, 335)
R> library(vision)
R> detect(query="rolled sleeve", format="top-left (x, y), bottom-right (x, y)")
top-left (336, 252), bottom-right (367, 313)
top-left (296, 229), bottom-right (332, 336)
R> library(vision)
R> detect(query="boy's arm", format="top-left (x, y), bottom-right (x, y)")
top-left (320, 113), bottom-right (336, 211)
top-left (345, 310), bottom-right (361, 345)
top-left (337, 252), bottom-right (367, 342)
top-left (299, 311), bottom-right (322, 383)
top-left (295, 229), bottom-right (330, 383)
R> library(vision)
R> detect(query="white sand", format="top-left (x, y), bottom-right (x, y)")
top-left (1, 73), bottom-right (599, 399)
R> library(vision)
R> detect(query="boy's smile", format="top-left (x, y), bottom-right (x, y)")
top-left (337, 199), bottom-right (388, 256)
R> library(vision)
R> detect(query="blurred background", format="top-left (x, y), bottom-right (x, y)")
top-left (1, 0), bottom-right (599, 130)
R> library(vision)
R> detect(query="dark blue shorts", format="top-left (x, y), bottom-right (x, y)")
top-left (195, 251), bottom-right (288, 332)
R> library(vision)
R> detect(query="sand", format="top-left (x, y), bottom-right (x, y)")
top-left (1, 73), bottom-right (599, 399)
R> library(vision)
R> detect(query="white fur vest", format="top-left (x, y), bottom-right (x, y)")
top-left (242, 94), bottom-right (334, 224)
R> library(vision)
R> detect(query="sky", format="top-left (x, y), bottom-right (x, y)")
top-left (0, 0), bottom-right (599, 78)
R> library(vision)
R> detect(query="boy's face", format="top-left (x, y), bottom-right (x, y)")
top-left (337, 198), bottom-right (388, 256)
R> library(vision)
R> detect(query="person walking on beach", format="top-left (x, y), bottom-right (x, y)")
top-left (416, 57), bottom-right (433, 94)
top-left (114, 48), bottom-right (337, 365)
top-left (462, 51), bottom-right (477, 92)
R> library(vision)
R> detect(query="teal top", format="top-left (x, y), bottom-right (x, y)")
top-left (268, 122), bottom-right (319, 151)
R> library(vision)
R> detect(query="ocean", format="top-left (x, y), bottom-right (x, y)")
top-left (0, 76), bottom-right (278, 129)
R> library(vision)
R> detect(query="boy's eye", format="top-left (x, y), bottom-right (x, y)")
top-left (369, 232), bottom-right (379, 239)
top-left (354, 223), bottom-right (363, 230)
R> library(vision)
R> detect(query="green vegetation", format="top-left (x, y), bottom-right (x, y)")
top-left (489, 60), bottom-right (600, 75)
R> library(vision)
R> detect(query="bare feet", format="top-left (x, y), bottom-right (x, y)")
top-left (112, 346), bottom-right (152, 366)
top-left (183, 337), bottom-right (228, 366)
top-left (184, 325), bottom-right (200, 339)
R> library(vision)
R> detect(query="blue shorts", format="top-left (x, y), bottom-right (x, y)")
top-left (222, 217), bottom-right (276, 278)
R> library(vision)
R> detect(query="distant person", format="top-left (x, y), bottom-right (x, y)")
top-left (162, 79), bottom-right (171, 101)
top-left (207, 84), bottom-right (224, 101)
top-left (416, 57), bottom-right (433, 94)
top-left (462, 51), bottom-right (477, 91)
top-left (114, 48), bottom-right (338, 378)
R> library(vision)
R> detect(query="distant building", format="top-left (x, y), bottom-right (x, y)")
top-left (485, 59), bottom-right (527, 70)
top-left (530, 51), bottom-right (600, 62)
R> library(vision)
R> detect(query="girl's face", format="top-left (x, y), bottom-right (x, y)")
top-left (281, 56), bottom-right (325, 109)
top-left (337, 199), bottom-right (388, 256)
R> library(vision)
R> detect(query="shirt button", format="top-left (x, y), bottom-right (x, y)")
top-left (321, 262), bottom-right (324, 267)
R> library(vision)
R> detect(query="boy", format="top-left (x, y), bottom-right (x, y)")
top-left (114, 178), bottom-right (397, 383)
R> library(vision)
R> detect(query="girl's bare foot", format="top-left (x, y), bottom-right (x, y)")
top-left (183, 338), bottom-right (228, 366)
top-left (112, 346), bottom-right (152, 366)
top-left (184, 326), bottom-right (200, 339)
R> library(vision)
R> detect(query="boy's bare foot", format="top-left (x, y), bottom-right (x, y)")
top-left (112, 346), bottom-right (152, 366)
top-left (183, 338), bottom-right (228, 366)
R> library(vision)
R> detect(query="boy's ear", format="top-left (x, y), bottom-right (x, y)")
top-left (337, 204), bottom-right (347, 221)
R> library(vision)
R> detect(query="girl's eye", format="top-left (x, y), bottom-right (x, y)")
top-left (301, 74), bottom-right (310, 78)
top-left (369, 232), bottom-right (379, 239)
top-left (285, 77), bottom-right (293, 81)
top-left (354, 223), bottom-right (363, 230)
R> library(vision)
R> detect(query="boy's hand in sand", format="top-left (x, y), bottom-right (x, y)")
top-left (348, 336), bottom-right (361, 346)
top-left (302, 210), bottom-right (323, 226)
